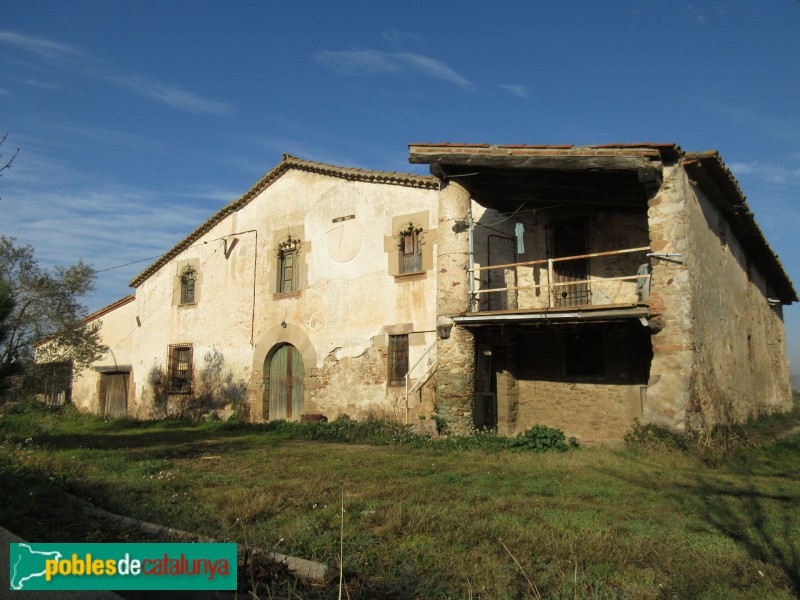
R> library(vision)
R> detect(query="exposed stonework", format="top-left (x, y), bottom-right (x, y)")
top-left (645, 165), bottom-right (695, 431)
top-left (685, 175), bottom-right (792, 426)
top-left (434, 180), bottom-right (475, 432)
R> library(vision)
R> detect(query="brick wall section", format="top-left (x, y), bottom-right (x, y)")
top-left (435, 181), bottom-right (475, 432)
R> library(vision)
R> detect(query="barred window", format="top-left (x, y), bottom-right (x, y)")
top-left (388, 334), bottom-right (409, 386)
top-left (167, 344), bottom-right (193, 393)
top-left (180, 267), bottom-right (196, 304)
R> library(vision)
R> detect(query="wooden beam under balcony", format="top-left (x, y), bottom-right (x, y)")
top-left (453, 303), bottom-right (650, 326)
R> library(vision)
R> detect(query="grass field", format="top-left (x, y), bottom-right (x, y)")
top-left (1, 400), bottom-right (799, 599)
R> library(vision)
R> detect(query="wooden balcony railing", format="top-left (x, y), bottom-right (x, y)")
top-left (471, 246), bottom-right (651, 312)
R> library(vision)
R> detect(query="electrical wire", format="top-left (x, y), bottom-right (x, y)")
top-left (95, 234), bottom-right (238, 273)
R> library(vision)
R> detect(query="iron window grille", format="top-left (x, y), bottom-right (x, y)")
top-left (388, 334), bottom-right (409, 386)
top-left (167, 344), bottom-right (193, 393)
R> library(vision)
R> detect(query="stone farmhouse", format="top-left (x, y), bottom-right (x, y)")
top-left (66, 143), bottom-right (796, 441)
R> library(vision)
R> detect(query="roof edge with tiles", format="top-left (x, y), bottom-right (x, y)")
top-left (129, 155), bottom-right (438, 288)
top-left (683, 151), bottom-right (797, 303)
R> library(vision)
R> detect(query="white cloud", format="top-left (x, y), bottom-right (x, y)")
top-left (702, 101), bottom-right (800, 144)
top-left (11, 78), bottom-right (62, 91)
top-left (0, 30), bottom-right (85, 62)
top-left (314, 48), bottom-right (472, 90)
top-left (1, 147), bottom-right (225, 311)
top-left (729, 161), bottom-right (800, 186)
top-left (499, 84), bottom-right (530, 99)
top-left (382, 30), bottom-right (423, 50)
top-left (0, 29), bottom-right (233, 115)
top-left (104, 73), bottom-right (234, 115)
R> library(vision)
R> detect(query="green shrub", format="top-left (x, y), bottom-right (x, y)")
top-left (624, 420), bottom-right (689, 450)
top-left (508, 425), bottom-right (579, 452)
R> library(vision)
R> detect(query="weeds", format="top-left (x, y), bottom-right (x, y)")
top-left (2, 399), bottom-right (799, 598)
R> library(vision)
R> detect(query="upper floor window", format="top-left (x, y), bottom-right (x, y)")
top-left (180, 267), bottom-right (196, 304)
top-left (399, 223), bottom-right (423, 274)
top-left (167, 344), bottom-right (193, 394)
top-left (278, 235), bottom-right (301, 293)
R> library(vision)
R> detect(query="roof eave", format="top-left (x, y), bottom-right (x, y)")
top-left (684, 151), bottom-right (797, 304)
top-left (129, 155), bottom-right (438, 288)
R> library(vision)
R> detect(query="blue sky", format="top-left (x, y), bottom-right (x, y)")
top-left (1, 1), bottom-right (799, 373)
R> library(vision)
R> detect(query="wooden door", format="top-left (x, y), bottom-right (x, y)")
top-left (269, 345), bottom-right (304, 421)
top-left (103, 373), bottom-right (128, 417)
top-left (549, 220), bottom-right (590, 307)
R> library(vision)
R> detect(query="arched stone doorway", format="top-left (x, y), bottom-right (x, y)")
top-left (267, 344), bottom-right (304, 421)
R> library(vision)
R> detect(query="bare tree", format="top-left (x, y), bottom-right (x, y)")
top-left (0, 133), bottom-right (19, 178)
top-left (0, 133), bottom-right (19, 203)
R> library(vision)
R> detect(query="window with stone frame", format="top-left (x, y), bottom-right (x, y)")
top-left (388, 334), bottom-right (409, 386)
top-left (399, 223), bottom-right (423, 274)
top-left (278, 235), bottom-right (301, 293)
top-left (180, 266), bottom-right (197, 304)
top-left (167, 344), bottom-right (193, 393)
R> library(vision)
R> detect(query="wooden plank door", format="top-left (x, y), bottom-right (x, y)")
top-left (103, 373), bottom-right (128, 417)
top-left (549, 220), bottom-right (590, 307)
top-left (269, 345), bottom-right (304, 421)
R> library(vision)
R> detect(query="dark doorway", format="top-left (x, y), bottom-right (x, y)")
top-left (473, 344), bottom-right (498, 430)
top-left (548, 219), bottom-right (590, 307)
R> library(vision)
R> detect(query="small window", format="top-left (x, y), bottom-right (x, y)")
top-left (278, 235), bottom-right (301, 293)
top-left (180, 267), bottom-right (196, 304)
top-left (564, 330), bottom-right (604, 376)
top-left (167, 344), bottom-right (193, 393)
top-left (399, 223), bottom-right (423, 274)
top-left (388, 334), bottom-right (409, 386)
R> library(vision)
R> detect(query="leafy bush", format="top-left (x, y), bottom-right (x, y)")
top-left (624, 420), bottom-right (689, 451)
top-left (508, 425), bottom-right (579, 452)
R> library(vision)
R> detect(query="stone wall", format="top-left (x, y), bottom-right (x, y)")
top-left (74, 165), bottom-right (440, 422)
top-left (479, 323), bottom-right (649, 441)
top-left (644, 165), bottom-right (695, 431)
top-left (435, 181), bottom-right (475, 432)
top-left (684, 176), bottom-right (792, 426)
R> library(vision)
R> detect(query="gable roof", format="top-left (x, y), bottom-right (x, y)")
top-left (130, 155), bottom-right (438, 288)
top-left (683, 151), bottom-right (797, 303)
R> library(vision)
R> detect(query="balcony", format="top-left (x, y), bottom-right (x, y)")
top-left (456, 245), bottom-right (652, 326)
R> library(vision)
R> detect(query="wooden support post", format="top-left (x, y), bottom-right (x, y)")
top-left (547, 258), bottom-right (554, 308)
